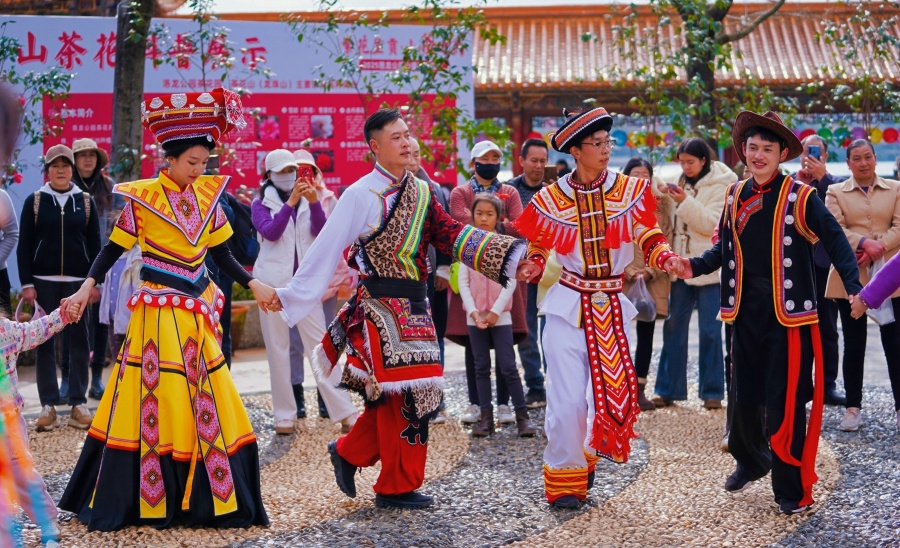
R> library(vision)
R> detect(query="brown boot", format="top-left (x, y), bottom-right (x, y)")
top-left (471, 406), bottom-right (494, 437)
top-left (515, 407), bottom-right (536, 437)
top-left (637, 382), bottom-right (656, 411)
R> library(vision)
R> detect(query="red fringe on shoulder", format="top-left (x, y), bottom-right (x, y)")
top-left (605, 183), bottom-right (658, 250)
top-left (513, 205), bottom-right (578, 255)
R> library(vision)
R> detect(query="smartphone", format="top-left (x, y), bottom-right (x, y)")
top-left (666, 182), bottom-right (680, 192)
top-left (543, 165), bottom-right (557, 183)
top-left (206, 155), bottom-right (220, 170)
top-left (808, 145), bottom-right (821, 160)
top-left (297, 164), bottom-right (314, 180)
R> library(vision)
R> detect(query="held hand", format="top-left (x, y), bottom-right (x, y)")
top-left (669, 186), bottom-right (687, 204)
top-left (21, 287), bottom-right (36, 305)
top-left (849, 294), bottom-right (868, 319)
top-left (299, 181), bottom-right (318, 203)
top-left (66, 284), bottom-right (93, 322)
top-left (857, 252), bottom-right (872, 269)
top-left (249, 280), bottom-right (281, 314)
top-left (516, 260), bottom-right (540, 282)
top-left (804, 156), bottom-right (827, 181)
top-left (795, 169), bottom-right (814, 184)
top-left (662, 256), bottom-right (684, 277)
top-left (286, 179), bottom-right (305, 207)
top-left (861, 239), bottom-right (886, 262)
top-left (89, 287), bottom-right (101, 304)
top-left (434, 276), bottom-right (450, 292)
top-left (483, 311), bottom-right (499, 328)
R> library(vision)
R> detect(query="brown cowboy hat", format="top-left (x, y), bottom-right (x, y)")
top-left (731, 110), bottom-right (802, 165)
top-left (71, 138), bottom-right (109, 169)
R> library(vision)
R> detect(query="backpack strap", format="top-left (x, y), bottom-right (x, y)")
top-left (83, 192), bottom-right (91, 225)
top-left (32, 191), bottom-right (40, 225)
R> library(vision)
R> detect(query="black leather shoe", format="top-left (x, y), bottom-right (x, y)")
top-left (552, 495), bottom-right (581, 509)
top-left (824, 387), bottom-right (847, 406)
top-left (374, 490), bottom-right (433, 509)
top-left (327, 441), bottom-right (356, 498)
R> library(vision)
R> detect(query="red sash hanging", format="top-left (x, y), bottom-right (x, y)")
top-left (770, 324), bottom-right (824, 507)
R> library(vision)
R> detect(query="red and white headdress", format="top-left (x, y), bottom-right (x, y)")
top-left (141, 87), bottom-right (247, 146)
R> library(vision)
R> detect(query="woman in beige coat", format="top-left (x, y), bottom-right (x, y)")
top-left (622, 158), bottom-right (673, 410)
top-left (824, 139), bottom-right (900, 432)
top-left (653, 138), bottom-right (735, 409)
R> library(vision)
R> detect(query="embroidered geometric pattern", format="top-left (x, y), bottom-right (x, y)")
top-left (359, 174), bottom-right (429, 280)
top-left (188, 343), bottom-right (237, 513)
top-left (574, 184), bottom-right (609, 278)
top-left (212, 203), bottom-right (228, 232)
top-left (115, 200), bottom-right (138, 236)
top-left (543, 464), bottom-right (589, 503)
top-left (113, 174), bottom-right (229, 246)
top-left (581, 293), bottom-right (638, 463)
top-left (139, 340), bottom-right (165, 515)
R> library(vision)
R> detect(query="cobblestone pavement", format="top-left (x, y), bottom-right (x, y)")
top-left (15, 351), bottom-right (900, 547)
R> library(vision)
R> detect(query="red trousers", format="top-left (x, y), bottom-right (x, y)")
top-left (335, 392), bottom-right (429, 495)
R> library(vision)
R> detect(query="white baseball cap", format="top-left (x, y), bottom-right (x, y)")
top-left (265, 149), bottom-right (297, 173)
top-left (470, 140), bottom-right (502, 160)
top-left (292, 149), bottom-right (318, 170)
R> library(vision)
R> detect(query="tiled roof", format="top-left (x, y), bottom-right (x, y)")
top-left (471, 2), bottom-right (900, 92)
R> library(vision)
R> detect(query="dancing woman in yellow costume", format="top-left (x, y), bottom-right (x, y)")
top-left (59, 89), bottom-right (276, 531)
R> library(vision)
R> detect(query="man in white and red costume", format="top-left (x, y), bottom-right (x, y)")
top-left (514, 108), bottom-right (682, 508)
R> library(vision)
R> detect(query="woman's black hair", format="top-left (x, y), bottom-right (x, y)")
top-left (622, 157), bottom-right (653, 179)
top-left (471, 193), bottom-right (504, 220)
top-left (846, 138), bottom-right (875, 160)
top-left (676, 137), bottom-right (715, 185)
top-left (162, 135), bottom-right (216, 159)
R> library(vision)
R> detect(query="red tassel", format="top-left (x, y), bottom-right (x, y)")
top-left (513, 205), bottom-right (578, 255)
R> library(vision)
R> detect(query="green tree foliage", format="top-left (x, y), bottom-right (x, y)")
top-left (287, 0), bottom-right (509, 176)
top-left (600, 0), bottom-right (791, 163)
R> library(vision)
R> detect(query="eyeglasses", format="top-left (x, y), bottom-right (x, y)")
top-left (580, 139), bottom-right (616, 150)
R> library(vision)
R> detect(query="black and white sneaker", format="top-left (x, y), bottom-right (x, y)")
top-left (778, 500), bottom-right (811, 515)
top-left (724, 471), bottom-right (755, 493)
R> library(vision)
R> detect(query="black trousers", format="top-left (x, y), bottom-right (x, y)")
top-left (633, 319), bottom-right (656, 379)
top-left (465, 344), bottom-right (510, 406)
top-left (33, 279), bottom-right (90, 407)
top-left (814, 265), bottom-right (841, 390)
top-left (729, 296), bottom-right (814, 505)
top-left (468, 324), bottom-right (525, 411)
top-left (837, 297), bottom-right (900, 410)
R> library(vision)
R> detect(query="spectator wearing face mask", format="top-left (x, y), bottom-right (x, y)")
top-left (251, 149), bottom-right (358, 436)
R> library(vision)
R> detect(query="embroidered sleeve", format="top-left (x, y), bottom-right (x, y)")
top-left (629, 186), bottom-right (675, 269)
top-left (109, 198), bottom-right (139, 249)
top-left (424, 193), bottom-right (523, 286)
top-left (12, 308), bottom-right (65, 355)
top-left (207, 204), bottom-right (234, 248)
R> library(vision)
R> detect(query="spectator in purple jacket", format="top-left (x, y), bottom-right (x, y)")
top-left (251, 149), bottom-right (358, 436)
top-left (790, 134), bottom-right (848, 406)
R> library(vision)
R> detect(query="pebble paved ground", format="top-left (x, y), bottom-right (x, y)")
top-left (14, 354), bottom-right (900, 547)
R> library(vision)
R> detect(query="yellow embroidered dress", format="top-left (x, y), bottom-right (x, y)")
top-left (59, 171), bottom-right (268, 531)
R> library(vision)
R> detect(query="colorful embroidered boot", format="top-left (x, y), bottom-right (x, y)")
top-left (515, 407), bottom-right (536, 437)
top-left (471, 406), bottom-right (494, 437)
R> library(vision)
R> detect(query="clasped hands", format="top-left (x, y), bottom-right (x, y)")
top-left (857, 239), bottom-right (886, 269)
top-left (514, 255), bottom-right (691, 282)
top-left (471, 311), bottom-right (499, 329)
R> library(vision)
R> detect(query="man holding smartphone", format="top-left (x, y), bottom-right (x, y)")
top-left (507, 138), bottom-right (550, 408)
top-left (791, 135), bottom-right (848, 406)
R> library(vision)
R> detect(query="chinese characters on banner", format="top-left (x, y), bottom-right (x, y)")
top-left (3, 15), bottom-right (473, 194)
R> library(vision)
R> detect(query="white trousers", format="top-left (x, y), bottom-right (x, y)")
top-left (258, 304), bottom-right (358, 423)
top-left (542, 313), bottom-right (597, 471)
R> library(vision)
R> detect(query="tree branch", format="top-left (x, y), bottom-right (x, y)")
top-left (717, 0), bottom-right (786, 45)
